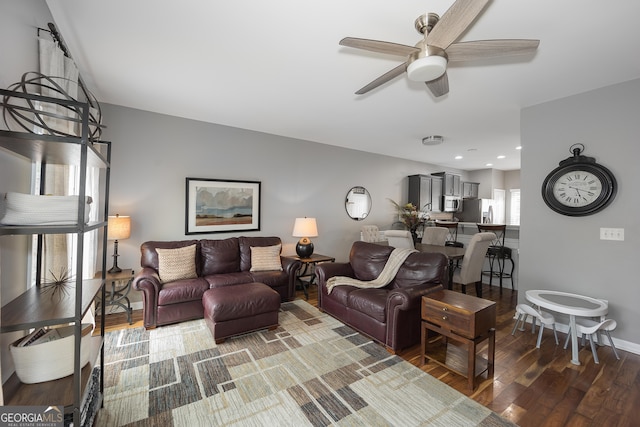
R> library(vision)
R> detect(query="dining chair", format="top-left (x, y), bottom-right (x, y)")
top-left (383, 230), bottom-right (414, 249)
top-left (564, 318), bottom-right (620, 364)
top-left (435, 220), bottom-right (464, 271)
top-left (511, 303), bottom-right (559, 348)
top-left (361, 225), bottom-right (381, 242)
top-left (421, 227), bottom-right (449, 246)
top-left (451, 232), bottom-right (495, 297)
top-left (476, 224), bottom-right (515, 292)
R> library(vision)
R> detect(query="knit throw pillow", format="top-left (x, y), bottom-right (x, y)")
top-left (249, 244), bottom-right (283, 272)
top-left (156, 244), bottom-right (197, 283)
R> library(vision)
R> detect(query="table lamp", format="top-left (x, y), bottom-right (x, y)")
top-left (107, 214), bottom-right (131, 273)
top-left (292, 217), bottom-right (318, 258)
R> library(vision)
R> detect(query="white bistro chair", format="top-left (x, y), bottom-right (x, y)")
top-left (564, 318), bottom-right (620, 364)
top-left (511, 303), bottom-right (559, 348)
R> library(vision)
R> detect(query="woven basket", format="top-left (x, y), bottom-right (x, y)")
top-left (10, 324), bottom-right (93, 384)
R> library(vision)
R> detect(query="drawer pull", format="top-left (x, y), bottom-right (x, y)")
top-left (442, 307), bottom-right (448, 311)
top-left (442, 316), bottom-right (448, 321)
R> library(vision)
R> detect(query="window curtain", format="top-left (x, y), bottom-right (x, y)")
top-left (36, 37), bottom-right (100, 288)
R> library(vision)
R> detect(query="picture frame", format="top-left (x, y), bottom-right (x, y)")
top-left (185, 178), bottom-right (261, 235)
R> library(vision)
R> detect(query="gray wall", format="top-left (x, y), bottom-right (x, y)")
top-left (101, 103), bottom-right (460, 268)
top-left (520, 78), bottom-right (640, 348)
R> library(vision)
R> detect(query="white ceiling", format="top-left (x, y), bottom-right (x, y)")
top-left (46, 0), bottom-right (640, 171)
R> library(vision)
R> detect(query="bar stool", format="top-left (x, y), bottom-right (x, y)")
top-left (435, 220), bottom-right (463, 248)
top-left (436, 220), bottom-right (464, 270)
top-left (476, 224), bottom-right (514, 292)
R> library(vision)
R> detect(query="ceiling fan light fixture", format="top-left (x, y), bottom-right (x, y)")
top-left (407, 55), bottom-right (447, 82)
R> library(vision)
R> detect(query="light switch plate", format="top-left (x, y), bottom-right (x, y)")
top-left (600, 228), bottom-right (624, 241)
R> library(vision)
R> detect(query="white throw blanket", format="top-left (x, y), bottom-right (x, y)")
top-left (326, 247), bottom-right (417, 294)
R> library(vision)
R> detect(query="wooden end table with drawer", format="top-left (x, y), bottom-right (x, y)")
top-left (421, 289), bottom-right (496, 390)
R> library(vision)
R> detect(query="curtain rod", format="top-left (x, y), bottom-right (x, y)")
top-left (46, 22), bottom-right (71, 58)
top-left (36, 22), bottom-right (97, 110)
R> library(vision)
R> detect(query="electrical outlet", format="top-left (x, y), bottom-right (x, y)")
top-left (600, 228), bottom-right (624, 241)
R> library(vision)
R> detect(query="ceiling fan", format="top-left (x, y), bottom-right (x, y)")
top-left (339, 0), bottom-right (539, 97)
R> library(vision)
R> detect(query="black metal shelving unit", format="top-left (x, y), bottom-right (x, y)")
top-left (0, 88), bottom-right (110, 426)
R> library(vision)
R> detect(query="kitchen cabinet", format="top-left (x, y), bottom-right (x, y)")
top-left (408, 174), bottom-right (434, 211)
top-left (408, 174), bottom-right (443, 212)
top-left (431, 176), bottom-right (443, 212)
top-left (0, 88), bottom-right (110, 426)
top-left (462, 182), bottom-right (480, 199)
top-left (432, 172), bottom-right (461, 197)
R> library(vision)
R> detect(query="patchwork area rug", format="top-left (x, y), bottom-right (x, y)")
top-left (97, 300), bottom-right (515, 426)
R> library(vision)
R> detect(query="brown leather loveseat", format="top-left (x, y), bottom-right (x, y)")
top-left (133, 236), bottom-right (301, 329)
top-left (315, 241), bottom-right (447, 352)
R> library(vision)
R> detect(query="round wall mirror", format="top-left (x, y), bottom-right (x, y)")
top-left (345, 186), bottom-right (371, 221)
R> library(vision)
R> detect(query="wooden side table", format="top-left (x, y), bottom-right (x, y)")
top-left (95, 269), bottom-right (134, 324)
top-left (286, 254), bottom-right (335, 300)
top-left (421, 289), bottom-right (496, 390)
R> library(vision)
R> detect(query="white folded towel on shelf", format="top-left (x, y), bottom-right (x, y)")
top-left (0, 192), bottom-right (92, 225)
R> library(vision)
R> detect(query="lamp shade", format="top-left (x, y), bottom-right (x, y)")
top-left (107, 215), bottom-right (131, 240)
top-left (292, 217), bottom-right (318, 238)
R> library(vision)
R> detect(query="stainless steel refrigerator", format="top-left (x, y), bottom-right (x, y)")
top-left (458, 198), bottom-right (495, 223)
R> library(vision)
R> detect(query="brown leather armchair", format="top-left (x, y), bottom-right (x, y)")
top-left (315, 241), bottom-right (447, 352)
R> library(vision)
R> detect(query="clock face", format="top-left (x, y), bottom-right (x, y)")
top-left (552, 170), bottom-right (603, 207)
top-left (542, 161), bottom-right (616, 216)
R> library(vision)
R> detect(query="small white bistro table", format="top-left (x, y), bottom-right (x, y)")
top-left (525, 290), bottom-right (608, 365)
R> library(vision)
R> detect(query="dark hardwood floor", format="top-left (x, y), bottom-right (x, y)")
top-left (100, 283), bottom-right (639, 426)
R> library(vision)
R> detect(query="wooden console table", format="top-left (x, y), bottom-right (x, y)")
top-left (421, 290), bottom-right (496, 390)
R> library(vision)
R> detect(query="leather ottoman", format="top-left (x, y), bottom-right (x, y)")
top-left (203, 282), bottom-right (280, 344)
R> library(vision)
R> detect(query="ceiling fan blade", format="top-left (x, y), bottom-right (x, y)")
top-left (425, 72), bottom-right (449, 97)
top-left (426, 0), bottom-right (490, 50)
top-left (340, 37), bottom-right (419, 57)
top-left (355, 62), bottom-right (408, 95)
top-left (447, 39), bottom-right (539, 62)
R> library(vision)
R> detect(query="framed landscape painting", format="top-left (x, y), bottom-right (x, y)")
top-left (185, 178), bottom-right (261, 234)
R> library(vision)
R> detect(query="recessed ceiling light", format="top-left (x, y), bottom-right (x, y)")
top-left (486, 163), bottom-right (493, 167)
top-left (455, 155), bottom-right (463, 160)
top-left (497, 155), bottom-right (506, 159)
top-left (516, 146), bottom-right (522, 150)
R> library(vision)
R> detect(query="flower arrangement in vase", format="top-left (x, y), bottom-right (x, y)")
top-left (389, 199), bottom-right (430, 242)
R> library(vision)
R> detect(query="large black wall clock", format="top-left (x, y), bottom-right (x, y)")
top-left (541, 144), bottom-right (617, 216)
